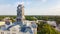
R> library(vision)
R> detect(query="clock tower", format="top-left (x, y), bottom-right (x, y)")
top-left (16, 4), bottom-right (25, 24)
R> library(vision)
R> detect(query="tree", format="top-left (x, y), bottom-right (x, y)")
top-left (25, 16), bottom-right (37, 21)
top-left (37, 22), bottom-right (60, 34)
top-left (10, 17), bottom-right (15, 22)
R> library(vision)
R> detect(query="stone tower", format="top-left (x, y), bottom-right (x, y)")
top-left (16, 4), bottom-right (25, 24)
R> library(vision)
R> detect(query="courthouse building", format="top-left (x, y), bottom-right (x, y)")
top-left (0, 3), bottom-right (37, 34)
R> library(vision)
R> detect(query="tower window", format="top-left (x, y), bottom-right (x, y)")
top-left (5, 22), bottom-right (10, 25)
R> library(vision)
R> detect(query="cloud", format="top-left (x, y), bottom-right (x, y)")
top-left (0, 4), bottom-right (16, 15)
top-left (0, 0), bottom-right (60, 15)
top-left (25, 2), bottom-right (60, 15)
top-left (0, 2), bottom-right (60, 15)
top-left (42, 0), bottom-right (47, 2)
top-left (0, 1), bottom-right (25, 15)
top-left (0, 1), bottom-right (30, 15)
top-left (26, 1), bottom-right (31, 5)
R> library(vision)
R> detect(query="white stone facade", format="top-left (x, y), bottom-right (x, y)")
top-left (0, 30), bottom-right (30, 34)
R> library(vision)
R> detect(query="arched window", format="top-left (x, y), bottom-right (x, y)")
top-left (5, 22), bottom-right (10, 25)
top-left (1, 32), bottom-right (4, 34)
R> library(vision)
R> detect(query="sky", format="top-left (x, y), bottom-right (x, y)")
top-left (0, 0), bottom-right (60, 15)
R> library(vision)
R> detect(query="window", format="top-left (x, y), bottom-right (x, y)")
top-left (12, 33), bottom-right (16, 34)
top-left (5, 22), bottom-right (10, 25)
top-left (7, 33), bottom-right (10, 34)
top-left (1, 32), bottom-right (4, 34)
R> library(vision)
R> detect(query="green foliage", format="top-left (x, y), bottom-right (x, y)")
top-left (35, 16), bottom-right (43, 20)
top-left (10, 17), bottom-right (15, 22)
top-left (0, 16), bottom-right (16, 22)
top-left (0, 15), bottom-right (60, 25)
top-left (25, 16), bottom-right (37, 21)
top-left (37, 22), bottom-right (60, 34)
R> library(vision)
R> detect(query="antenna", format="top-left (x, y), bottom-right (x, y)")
top-left (17, 0), bottom-right (24, 5)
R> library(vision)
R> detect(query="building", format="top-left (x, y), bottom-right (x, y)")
top-left (47, 21), bottom-right (56, 27)
top-left (0, 3), bottom-right (37, 34)
top-left (0, 30), bottom-right (31, 34)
